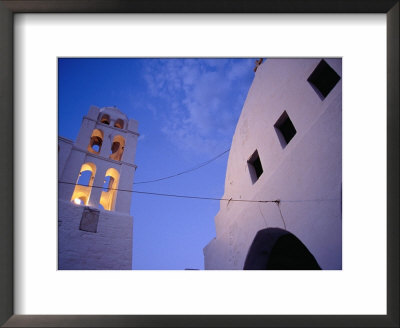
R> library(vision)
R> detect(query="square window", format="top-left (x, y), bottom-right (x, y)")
top-left (307, 59), bottom-right (341, 99)
top-left (248, 150), bottom-right (263, 183)
top-left (274, 111), bottom-right (296, 148)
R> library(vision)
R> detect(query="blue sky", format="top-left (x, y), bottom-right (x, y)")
top-left (58, 58), bottom-right (255, 269)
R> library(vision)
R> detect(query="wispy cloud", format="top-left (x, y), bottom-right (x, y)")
top-left (142, 58), bottom-right (254, 156)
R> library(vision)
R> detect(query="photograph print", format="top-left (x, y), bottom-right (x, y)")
top-left (58, 58), bottom-right (342, 270)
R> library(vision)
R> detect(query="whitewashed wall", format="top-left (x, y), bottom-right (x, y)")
top-left (58, 200), bottom-right (133, 269)
top-left (204, 58), bottom-right (342, 270)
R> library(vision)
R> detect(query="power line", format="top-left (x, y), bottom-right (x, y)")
top-left (58, 180), bottom-right (277, 203)
top-left (133, 148), bottom-right (230, 184)
top-left (58, 180), bottom-right (340, 204)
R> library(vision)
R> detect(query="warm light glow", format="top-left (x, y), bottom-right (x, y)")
top-left (73, 198), bottom-right (82, 205)
top-left (100, 168), bottom-right (120, 211)
top-left (70, 162), bottom-right (96, 206)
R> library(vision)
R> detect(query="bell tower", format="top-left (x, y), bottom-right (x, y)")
top-left (58, 105), bottom-right (139, 270)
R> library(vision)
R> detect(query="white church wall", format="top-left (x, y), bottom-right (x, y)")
top-left (204, 58), bottom-right (342, 270)
top-left (58, 200), bottom-right (133, 270)
top-left (58, 136), bottom-right (72, 177)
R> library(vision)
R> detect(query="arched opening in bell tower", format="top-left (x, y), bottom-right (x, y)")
top-left (100, 114), bottom-right (111, 125)
top-left (114, 118), bottom-right (125, 129)
top-left (87, 129), bottom-right (104, 154)
top-left (99, 168), bottom-right (120, 211)
top-left (109, 135), bottom-right (125, 161)
top-left (71, 162), bottom-right (97, 206)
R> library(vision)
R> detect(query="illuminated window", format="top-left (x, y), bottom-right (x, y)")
top-left (100, 168), bottom-right (120, 211)
top-left (71, 162), bottom-right (96, 206)
top-left (74, 196), bottom-right (87, 205)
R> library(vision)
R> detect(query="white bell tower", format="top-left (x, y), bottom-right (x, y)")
top-left (58, 105), bottom-right (139, 270)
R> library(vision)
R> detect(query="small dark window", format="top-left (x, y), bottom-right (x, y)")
top-left (274, 111), bottom-right (296, 148)
top-left (248, 150), bottom-right (263, 183)
top-left (307, 59), bottom-right (341, 99)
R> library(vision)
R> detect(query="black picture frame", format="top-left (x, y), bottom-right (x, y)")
top-left (0, 1), bottom-right (398, 327)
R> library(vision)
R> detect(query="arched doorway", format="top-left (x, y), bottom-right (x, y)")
top-left (243, 228), bottom-right (321, 270)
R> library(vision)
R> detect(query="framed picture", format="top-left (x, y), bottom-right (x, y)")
top-left (0, 1), bottom-right (398, 327)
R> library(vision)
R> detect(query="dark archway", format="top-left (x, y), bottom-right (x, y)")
top-left (100, 114), bottom-right (111, 125)
top-left (114, 118), bottom-right (124, 129)
top-left (243, 228), bottom-right (321, 270)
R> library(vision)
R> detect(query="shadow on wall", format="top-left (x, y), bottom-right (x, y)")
top-left (243, 228), bottom-right (321, 270)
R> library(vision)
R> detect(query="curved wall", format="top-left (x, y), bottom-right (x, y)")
top-left (204, 58), bottom-right (342, 270)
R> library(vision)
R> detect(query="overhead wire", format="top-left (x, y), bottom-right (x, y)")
top-left (133, 148), bottom-right (230, 184)
top-left (58, 180), bottom-right (278, 203)
top-left (58, 180), bottom-right (340, 204)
